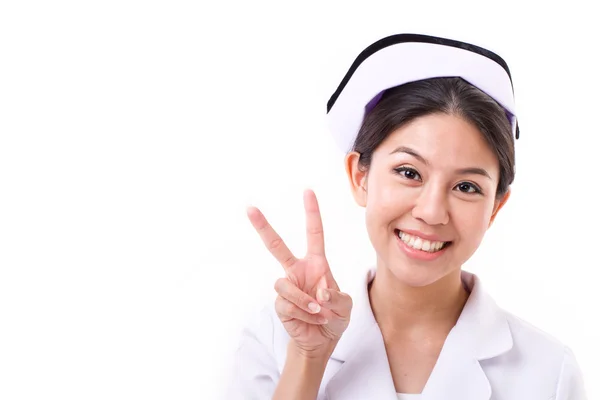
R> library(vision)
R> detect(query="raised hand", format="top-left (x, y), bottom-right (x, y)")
top-left (247, 190), bottom-right (352, 357)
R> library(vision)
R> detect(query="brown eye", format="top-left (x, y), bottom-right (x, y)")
top-left (394, 167), bottom-right (422, 181)
top-left (455, 182), bottom-right (482, 194)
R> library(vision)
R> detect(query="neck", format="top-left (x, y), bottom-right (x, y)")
top-left (369, 264), bottom-right (469, 333)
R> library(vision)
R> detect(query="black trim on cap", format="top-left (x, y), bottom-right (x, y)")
top-left (326, 33), bottom-right (519, 138)
top-left (327, 34), bottom-right (513, 113)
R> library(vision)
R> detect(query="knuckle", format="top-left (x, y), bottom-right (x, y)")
top-left (284, 302), bottom-right (296, 317)
top-left (256, 220), bottom-right (269, 232)
top-left (282, 255), bottom-right (295, 268)
top-left (296, 293), bottom-right (308, 308)
top-left (274, 296), bottom-right (285, 313)
top-left (273, 278), bottom-right (286, 293)
top-left (288, 290), bottom-right (300, 306)
top-left (341, 292), bottom-right (353, 306)
top-left (307, 226), bottom-right (323, 235)
top-left (267, 237), bottom-right (283, 251)
top-left (286, 272), bottom-right (299, 286)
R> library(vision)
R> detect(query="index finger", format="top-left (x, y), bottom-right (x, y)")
top-left (247, 206), bottom-right (297, 270)
top-left (304, 189), bottom-right (325, 256)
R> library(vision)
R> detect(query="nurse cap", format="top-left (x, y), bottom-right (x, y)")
top-left (326, 33), bottom-right (519, 153)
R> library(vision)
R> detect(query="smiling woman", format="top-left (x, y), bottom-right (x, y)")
top-left (348, 78), bottom-right (513, 289)
top-left (225, 34), bottom-right (588, 400)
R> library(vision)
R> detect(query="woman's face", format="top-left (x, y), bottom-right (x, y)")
top-left (346, 113), bottom-right (509, 287)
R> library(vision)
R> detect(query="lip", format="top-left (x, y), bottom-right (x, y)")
top-left (395, 233), bottom-right (450, 261)
top-left (396, 228), bottom-right (449, 243)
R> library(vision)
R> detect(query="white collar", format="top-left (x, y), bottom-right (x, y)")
top-left (331, 268), bottom-right (513, 362)
top-left (324, 268), bottom-right (513, 400)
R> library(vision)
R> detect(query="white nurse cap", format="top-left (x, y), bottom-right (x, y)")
top-left (326, 33), bottom-right (519, 153)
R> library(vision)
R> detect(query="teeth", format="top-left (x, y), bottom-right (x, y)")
top-left (398, 231), bottom-right (447, 253)
top-left (422, 241), bottom-right (431, 252)
top-left (414, 238), bottom-right (423, 251)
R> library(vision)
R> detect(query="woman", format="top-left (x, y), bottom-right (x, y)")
top-left (228, 34), bottom-right (587, 399)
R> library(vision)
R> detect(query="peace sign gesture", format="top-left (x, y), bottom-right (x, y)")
top-left (247, 190), bottom-right (352, 357)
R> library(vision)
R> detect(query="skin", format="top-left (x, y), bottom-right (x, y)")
top-left (247, 112), bottom-right (510, 398)
top-left (346, 112), bottom-right (510, 393)
top-left (247, 192), bottom-right (352, 400)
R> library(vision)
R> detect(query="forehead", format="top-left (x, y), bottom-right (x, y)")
top-left (375, 113), bottom-right (499, 170)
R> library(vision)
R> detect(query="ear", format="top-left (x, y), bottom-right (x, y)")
top-left (344, 151), bottom-right (368, 207)
top-left (489, 188), bottom-right (511, 228)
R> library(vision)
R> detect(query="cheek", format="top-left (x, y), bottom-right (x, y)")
top-left (453, 201), bottom-right (495, 244)
top-left (366, 174), bottom-right (394, 213)
top-left (364, 174), bottom-right (413, 227)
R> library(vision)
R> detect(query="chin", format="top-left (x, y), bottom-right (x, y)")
top-left (383, 259), bottom-right (451, 288)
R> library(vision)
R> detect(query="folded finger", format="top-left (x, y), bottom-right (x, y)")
top-left (274, 277), bottom-right (321, 315)
top-left (275, 296), bottom-right (328, 325)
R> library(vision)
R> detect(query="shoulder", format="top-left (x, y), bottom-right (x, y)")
top-left (491, 309), bottom-right (587, 398)
top-left (504, 310), bottom-right (568, 359)
top-left (503, 309), bottom-right (583, 372)
top-left (466, 272), bottom-right (587, 397)
top-left (467, 271), bottom-right (572, 367)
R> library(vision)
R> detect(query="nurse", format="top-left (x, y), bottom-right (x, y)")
top-left (229, 34), bottom-right (587, 399)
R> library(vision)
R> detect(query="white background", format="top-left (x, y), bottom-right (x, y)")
top-left (1, 1), bottom-right (598, 399)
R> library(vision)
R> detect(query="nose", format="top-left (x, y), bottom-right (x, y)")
top-left (411, 182), bottom-right (450, 226)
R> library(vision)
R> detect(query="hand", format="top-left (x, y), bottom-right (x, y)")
top-left (247, 189), bottom-right (353, 357)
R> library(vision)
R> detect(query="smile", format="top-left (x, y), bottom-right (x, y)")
top-left (395, 229), bottom-right (451, 253)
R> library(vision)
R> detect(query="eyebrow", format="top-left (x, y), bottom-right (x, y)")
top-left (389, 146), bottom-right (492, 180)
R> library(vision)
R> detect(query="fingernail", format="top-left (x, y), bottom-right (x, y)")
top-left (308, 302), bottom-right (321, 313)
top-left (318, 317), bottom-right (328, 324)
top-left (318, 288), bottom-right (330, 302)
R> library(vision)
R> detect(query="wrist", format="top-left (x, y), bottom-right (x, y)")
top-left (274, 341), bottom-right (336, 400)
top-left (288, 340), bottom-right (338, 363)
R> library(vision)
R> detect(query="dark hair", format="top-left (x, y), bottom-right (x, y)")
top-left (353, 77), bottom-right (515, 198)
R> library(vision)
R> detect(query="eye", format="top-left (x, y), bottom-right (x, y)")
top-left (454, 182), bottom-right (483, 194)
top-left (394, 166), bottom-right (422, 181)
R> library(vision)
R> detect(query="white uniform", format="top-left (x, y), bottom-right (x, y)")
top-left (226, 269), bottom-right (587, 399)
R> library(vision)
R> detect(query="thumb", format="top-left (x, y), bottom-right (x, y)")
top-left (317, 273), bottom-right (339, 292)
top-left (317, 275), bottom-right (328, 291)
top-left (322, 270), bottom-right (339, 292)
top-left (317, 288), bottom-right (352, 318)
